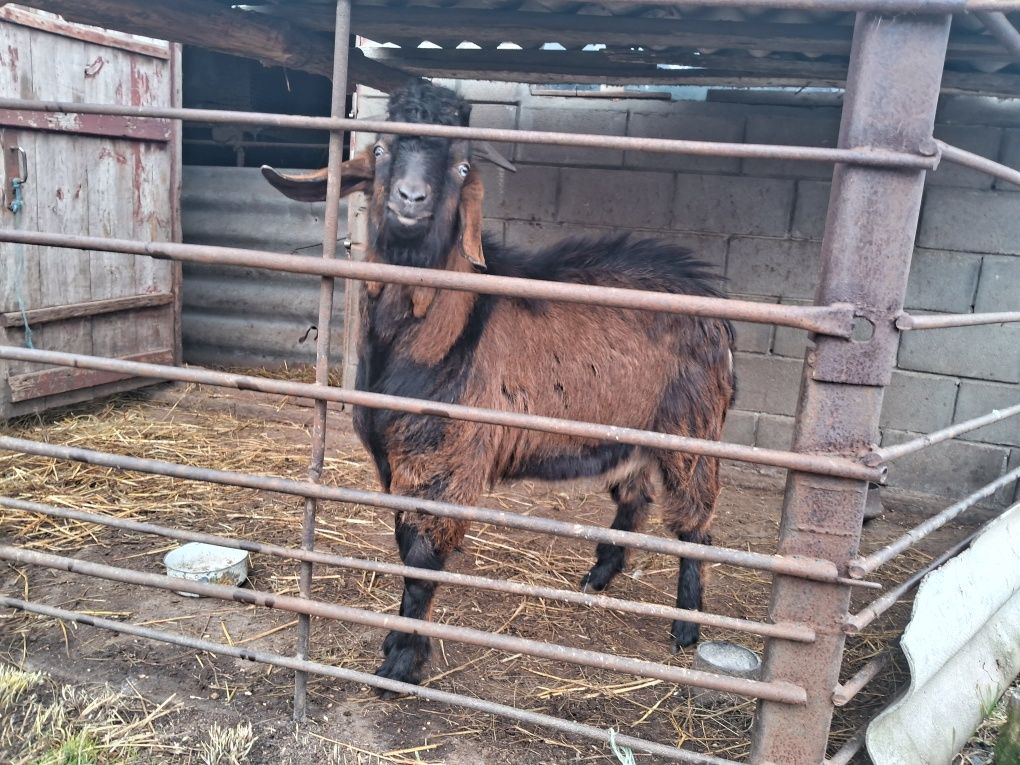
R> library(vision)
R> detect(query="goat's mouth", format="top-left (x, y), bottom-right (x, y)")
top-left (386, 203), bottom-right (433, 227)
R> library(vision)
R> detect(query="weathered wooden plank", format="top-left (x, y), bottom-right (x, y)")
top-left (29, 30), bottom-right (94, 374)
top-left (0, 19), bottom-right (46, 378)
top-left (363, 47), bottom-right (1020, 97)
top-left (6, 371), bottom-right (168, 418)
top-left (0, 5), bottom-right (170, 59)
top-left (0, 291), bottom-right (173, 327)
top-left (85, 40), bottom-right (142, 361)
top-left (20, 0), bottom-right (411, 92)
top-left (0, 109), bottom-right (172, 141)
top-left (8, 347), bottom-right (173, 401)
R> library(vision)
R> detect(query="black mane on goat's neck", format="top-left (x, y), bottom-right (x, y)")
top-left (388, 79), bottom-right (471, 127)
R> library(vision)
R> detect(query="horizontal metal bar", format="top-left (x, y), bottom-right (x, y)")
top-left (896, 310), bottom-right (1020, 330)
top-left (0, 96), bottom-right (936, 169)
top-left (0, 435), bottom-right (876, 588)
top-left (865, 403), bottom-right (1020, 465)
top-left (0, 496), bottom-right (815, 642)
top-left (848, 465), bottom-right (1020, 578)
top-left (824, 725), bottom-right (867, 765)
top-left (0, 346), bottom-right (883, 483)
top-left (844, 531), bottom-right (980, 634)
top-left (936, 140), bottom-right (1020, 188)
top-left (974, 11), bottom-right (1020, 60)
top-left (601, 0), bottom-right (1007, 11)
top-left (832, 651), bottom-right (891, 706)
top-left (0, 229), bottom-right (858, 337)
top-left (0, 544), bottom-right (806, 704)
top-left (0, 597), bottom-right (738, 765)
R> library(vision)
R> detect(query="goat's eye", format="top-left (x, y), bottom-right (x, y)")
top-left (373, 145), bottom-right (385, 158)
top-left (456, 163), bottom-right (470, 178)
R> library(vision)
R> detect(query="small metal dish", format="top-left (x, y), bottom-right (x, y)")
top-left (163, 543), bottom-right (250, 598)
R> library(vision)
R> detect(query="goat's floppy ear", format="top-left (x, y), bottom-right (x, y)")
top-left (260, 148), bottom-right (375, 202)
top-left (457, 168), bottom-right (486, 270)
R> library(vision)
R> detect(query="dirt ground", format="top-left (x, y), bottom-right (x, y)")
top-left (0, 382), bottom-right (1001, 764)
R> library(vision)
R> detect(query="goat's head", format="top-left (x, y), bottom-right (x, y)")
top-left (263, 80), bottom-right (510, 272)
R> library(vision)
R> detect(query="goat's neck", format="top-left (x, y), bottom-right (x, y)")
top-left (363, 244), bottom-right (478, 366)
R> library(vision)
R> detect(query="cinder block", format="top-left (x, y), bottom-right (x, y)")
top-left (732, 353), bottom-right (803, 417)
top-left (662, 232), bottom-right (728, 273)
top-left (741, 115), bottom-right (839, 179)
top-left (954, 380), bottom-right (1020, 448)
top-left (898, 320), bottom-right (1020, 384)
top-left (726, 237), bottom-right (821, 299)
top-left (517, 108), bottom-right (627, 166)
top-left (722, 409), bottom-right (757, 446)
top-left (974, 255), bottom-right (1020, 312)
top-left (729, 295), bottom-right (777, 354)
top-left (504, 220), bottom-right (611, 249)
top-left (772, 299), bottom-right (814, 359)
top-left (879, 370), bottom-right (959, 434)
top-left (477, 164), bottom-right (559, 222)
top-left (558, 168), bottom-right (673, 229)
top-left (673, 175), bottom-right (794, 237)
top-left (918, 188), bottom-right (1020, 255)
top-left (470, 103), bottom-right (518, 130)
top-left (995, 129), bottom-right (1020, 193)
top-left (880, 428), bottom-right (1009, 504)
top-left (936, 95), bottom-right (1020, 128)
top-left (928, 124), bottom-right (1001, 189)
top-left (453, 80), bottom-right (525, 104)
top-left (756, 414), bottom-right (794, 450)
top-left (625, 111), bottom-right (743, 174)
top-left (905, 250), bottom-right (982, 313)
top-left (791, 180), bottom-right (830, 241)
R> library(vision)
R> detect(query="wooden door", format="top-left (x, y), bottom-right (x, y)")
top-left (0, 6), bottom-right (181, 419)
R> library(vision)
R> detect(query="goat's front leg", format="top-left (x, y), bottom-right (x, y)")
top-left (374, 505), bottom-right (469, 695)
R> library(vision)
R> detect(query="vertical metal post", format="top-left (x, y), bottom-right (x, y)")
top-left (342, 83), bottom-right (370, 392)
top-left (293, 0), bottom-right (352, 722)
top-left (750, 12), bottom-right (951, 765)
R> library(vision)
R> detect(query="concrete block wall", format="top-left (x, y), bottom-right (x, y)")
top-left (358, 83), bottom-right (1019, 506)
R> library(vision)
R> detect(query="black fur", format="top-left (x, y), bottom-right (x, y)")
top-left (673, 530), bottom-right (711, 649)
top-left (376, 518), bottom-right (446, 695)
top-left (581, 478), bottom-right (654, 592)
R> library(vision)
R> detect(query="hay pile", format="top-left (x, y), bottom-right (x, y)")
top-left (0, 385), bottom-right (933, 762)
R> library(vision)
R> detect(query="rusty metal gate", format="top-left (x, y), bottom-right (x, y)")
top-left (2, 1), bottom-right (1020, 763)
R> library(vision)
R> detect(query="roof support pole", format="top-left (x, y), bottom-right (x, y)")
top-left (749, 11), bottom-right (952, 764)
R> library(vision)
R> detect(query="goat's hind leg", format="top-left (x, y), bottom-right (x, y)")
top-left (658, 452), bottom-right (719, 650)
top-left (581, 469), bottom-right (653, 592)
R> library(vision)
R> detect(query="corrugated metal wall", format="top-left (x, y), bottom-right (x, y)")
top-left (181, 166), bottom-right (346, 368)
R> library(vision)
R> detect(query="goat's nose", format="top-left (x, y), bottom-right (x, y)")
top-left (396, 181), bottom-right (428, 204)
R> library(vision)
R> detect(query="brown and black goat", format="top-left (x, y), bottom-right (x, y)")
top-left (263, 80), bottom-right (736, 691)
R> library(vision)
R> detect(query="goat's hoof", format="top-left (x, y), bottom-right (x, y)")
top-left (373, 636), bottom-right (429, 698)
top-left (671, 620), bottom-right (700, 650)
top-left (580, 562), bottom-right (621, 592)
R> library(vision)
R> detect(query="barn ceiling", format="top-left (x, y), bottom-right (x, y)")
top-left (17, 0), bottom-right (1020, 96)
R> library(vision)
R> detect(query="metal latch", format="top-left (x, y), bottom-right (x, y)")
top-left (8, 145), bottom-right (27, 214)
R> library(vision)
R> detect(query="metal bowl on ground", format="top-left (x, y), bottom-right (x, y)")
top-left (690, 640), bottom-right (762, 707)
top-left (163, 542), bottom-right (250, 597)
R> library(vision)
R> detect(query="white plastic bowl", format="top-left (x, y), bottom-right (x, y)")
top-left (163, 542), bottom-right (250, 598)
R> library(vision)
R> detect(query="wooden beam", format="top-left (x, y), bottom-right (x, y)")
top-left (8, 348), bottom-right (174, 402)
top-left (243, 4), bottom-right (1012, 64)
top-left (363, 47), bottom-right (1020, 97)
top-left (0, 109), bottom-right (172, 142)
top-left (0, 292), bottom-right (174, 328)
top-left (15, 0), bottom-right (411, 92)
